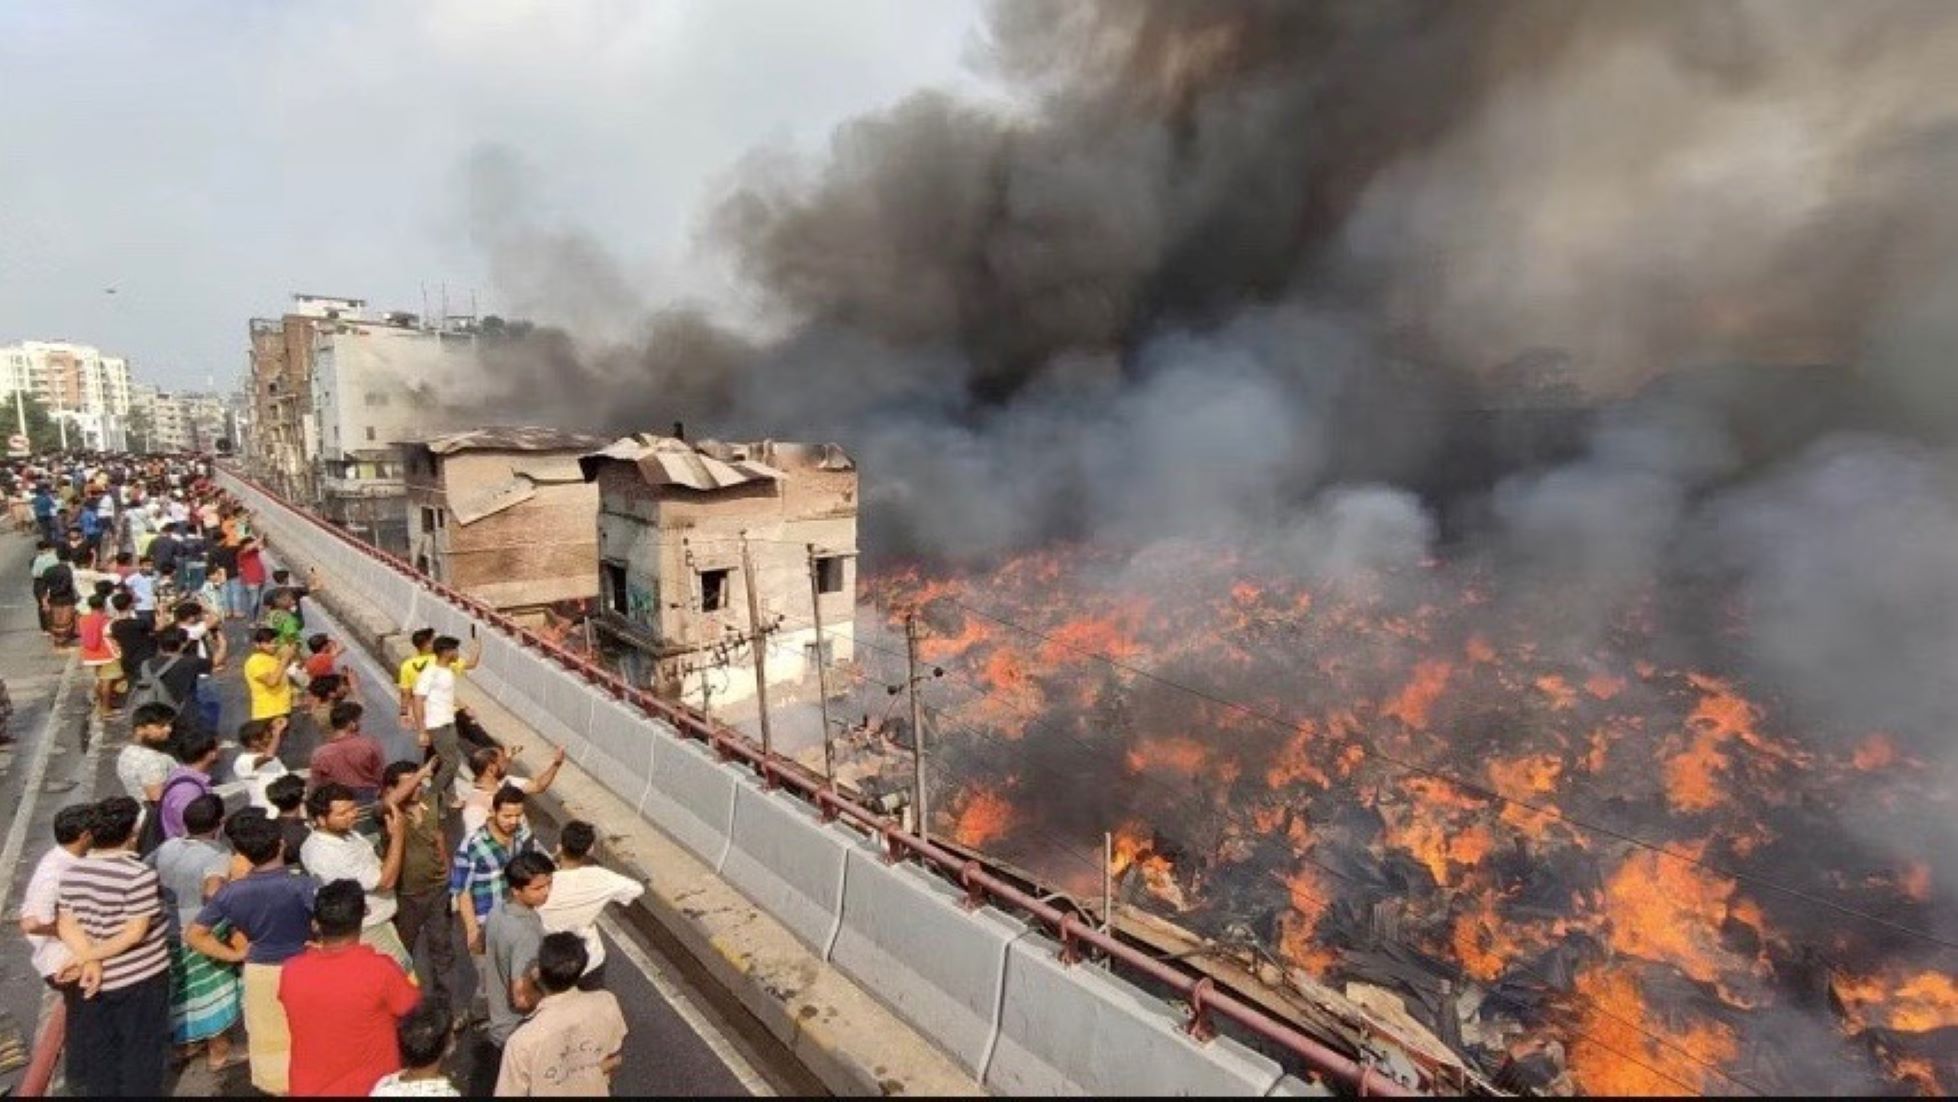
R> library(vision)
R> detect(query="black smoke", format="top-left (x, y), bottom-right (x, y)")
top-left (441, 2), bottom-right (1958, 1089)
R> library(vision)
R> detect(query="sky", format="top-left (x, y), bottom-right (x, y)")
top-left (0, 0), bottom-right (986, 392)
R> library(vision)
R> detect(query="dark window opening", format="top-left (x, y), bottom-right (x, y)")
top-left (816, 555), bottom-right (845, 594)
top-left (604, 561), bottom-right (629, 616)
top-left (700, 568), bottom-right (730, 613)
top-left (435, 508), bottom-right (446, 530)
top-left (804, 640), bottom-right (833, 668)
top-left (420, 507), bottom-right (436, 532)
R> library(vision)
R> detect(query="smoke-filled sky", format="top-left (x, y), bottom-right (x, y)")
top-left (0, 0), bottom-right (985, 390)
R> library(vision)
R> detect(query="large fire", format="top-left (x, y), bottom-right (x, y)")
top-left (862, 541), bottom-right (1956, 1095)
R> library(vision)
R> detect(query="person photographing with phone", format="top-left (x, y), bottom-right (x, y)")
top-left (242, 626), bottom-right (300, 723)
top-left (409, 633), bottom-right (480, 808)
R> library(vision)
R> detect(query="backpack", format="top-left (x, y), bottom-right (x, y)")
top-left (128, 654), bottom-right (185, 712)
top-left (136, 772), bottom-right (206, 857)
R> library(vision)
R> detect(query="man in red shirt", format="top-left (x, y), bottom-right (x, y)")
top-left (309, 700), bottom-right (386, 802)
top-left (279, 879), bottom-right (420, 1096)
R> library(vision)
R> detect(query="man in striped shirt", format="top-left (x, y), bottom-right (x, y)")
top-left (56, 796), bottom-right (172, 1097)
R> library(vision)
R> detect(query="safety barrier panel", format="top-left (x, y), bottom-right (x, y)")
top-left (830, 847), bottom-right (1028, 1078)
top-left (988, 934), bottom-right (1285, 1095)
top-left (216, 468), bottom-right (1423, 1098)
top-left (718, 783), bottom-right (857, 954)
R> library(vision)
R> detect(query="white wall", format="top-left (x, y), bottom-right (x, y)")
top-left (312, 323), bottom-right (476, 464)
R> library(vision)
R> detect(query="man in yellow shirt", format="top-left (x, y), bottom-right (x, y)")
top-left (394, 629), bottom-right (441, 720)
top-left (244, 626), bottom-right (299, 721)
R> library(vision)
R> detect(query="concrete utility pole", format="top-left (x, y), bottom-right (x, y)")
top-left (14, 390), bottom-right (26, 437)
top-left (741, 533), bottom-right (774, 760)
top-left (807, 543), bottom-right (835, 788)
top-left (1104, 830), bottom-right (1115, 969)
top-left (906, 614), bottom-right (927, 840)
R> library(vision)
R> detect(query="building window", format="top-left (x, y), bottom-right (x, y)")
top-left (435, 508), bottom-right (445, 529)
top-left (421, 507), bottom-right (436, 532)
top-left (700, 568), bottom-right (730, 613)
top-left (804, 639), bottom-right (833, 668)
top-left (365, 426), bottom-right (376, 441)
top-left (603, 561), bottom-right (629, 616)
top-left (816, 555), bottom-right (846, 594)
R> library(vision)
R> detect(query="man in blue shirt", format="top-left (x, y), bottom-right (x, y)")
top-left (185, 812), bottom-right (317, 1095)
top-left (32, 485), bottom-right (57, 542)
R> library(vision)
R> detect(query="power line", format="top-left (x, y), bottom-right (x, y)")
top-left (925, 593), bottom-right (1958, 956)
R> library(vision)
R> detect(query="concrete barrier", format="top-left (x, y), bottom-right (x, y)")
top-left (641, 737), bottom-right (740, 869)
top-left (986, 933), bottom-right (1285, 1096)
top-left (718, 784), bottom-right (854, 954)
top-left (830, 845), bottom-right (1028, 1077)
top-left (584, 694), bottom-right (654, 796)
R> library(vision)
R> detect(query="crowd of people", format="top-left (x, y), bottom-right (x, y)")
top-left (8, 455), bottom-right (647, 1097)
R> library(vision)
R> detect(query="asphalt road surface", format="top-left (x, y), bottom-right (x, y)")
top-left (0, 530), bottom-right (772, 1097)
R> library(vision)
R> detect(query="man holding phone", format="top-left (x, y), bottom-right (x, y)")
top-left (410, 635), bottom-right (472, 807)
top-left (243, 626), bottom-right (300, 722)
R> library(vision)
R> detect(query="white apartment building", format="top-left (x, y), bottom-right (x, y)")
top-left (310, 312), bottom-right (477, 550)
top-left (1, 340), bottom-right (134, 449)
top-left (131, 385), bottom-right (234, 453)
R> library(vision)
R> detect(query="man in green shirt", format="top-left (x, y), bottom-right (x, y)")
top-left (260, 587), bottom-right (304, 649)
top-left (379, 759), bottom-right (457, 1011)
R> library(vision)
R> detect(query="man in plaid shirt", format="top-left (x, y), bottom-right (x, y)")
top-left (451, 786), bottom-right (536, 1021)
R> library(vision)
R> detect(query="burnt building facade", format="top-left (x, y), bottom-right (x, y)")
top-left (399, 427), bottom-right (605, 622)
top-left (578, 434), bottom-right (858, 708)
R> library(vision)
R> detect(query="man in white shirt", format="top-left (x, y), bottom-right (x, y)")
top-left (459, 744), bottom-right (565, 838)
top-left (298, 781), bottom-right (414, 972)
top-left (537, 820), bottom-right (644, 990)
top-left (117, 703), bottom-right (178, 804)
top-left (18, 805), bottom-right (93, 992)
top-left (410, 635), bottom-right (465, 806)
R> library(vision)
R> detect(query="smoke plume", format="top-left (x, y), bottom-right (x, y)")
top-left (436, 3), bottom-right (1958, 1086)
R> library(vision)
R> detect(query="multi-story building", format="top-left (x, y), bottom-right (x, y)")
top-left (132, 385), bottom-right (237, 454)
top-left (399, 427), bottom-right (606, 621)
top-left (579, 433), bottom-right (858, 709)
top-left (0, 340), bottom-right (134, 450)
top-left (310, 310), bottom-right (477, 552)
top-left (247, 294), bottom-right (361, 500)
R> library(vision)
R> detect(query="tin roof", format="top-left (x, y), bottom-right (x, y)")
top-left (409, 426), bottom-right (608, 456)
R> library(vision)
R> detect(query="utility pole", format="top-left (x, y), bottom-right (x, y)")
top-left (741, 534), bottom-right (775, 760)
top-left (807, 544), bottom-right (835, 788)
top-left (1103, 830), bottom-right (1115, 969)
top-left (14, 390), bottom-right (26, 437)
top-left (906, 614), bottom-right (927, 840)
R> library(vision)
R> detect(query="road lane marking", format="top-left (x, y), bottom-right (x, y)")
top-left (0, 651), bottom-right (78, 919)
top-left (597, 913), bottom-right (776, 1097)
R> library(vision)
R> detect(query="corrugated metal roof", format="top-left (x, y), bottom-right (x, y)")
top-left (578, 434), bottom-right (785, 492)
top-left (411, 426), bottom-right (608, 456)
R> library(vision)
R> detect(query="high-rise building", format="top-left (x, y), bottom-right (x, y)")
top-left (0, 340), bottom-right (134, 449)
top-left (131, 385), bottom-right (235, 453)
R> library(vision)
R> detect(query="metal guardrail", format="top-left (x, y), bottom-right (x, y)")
top-left (216, 465), bottom-right (1422, 1097)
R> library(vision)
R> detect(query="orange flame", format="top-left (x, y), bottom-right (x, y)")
top-left (1382, 660), bottom-right (1452, 731)
top-left (1569, 966), bottom-right (1739, 1096)
top-left (951, 787), bottom-right (1015, 848)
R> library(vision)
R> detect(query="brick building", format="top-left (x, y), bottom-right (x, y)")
top-left (400, 426), bottom-right (606, 621)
